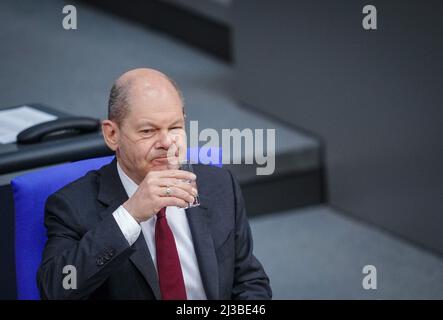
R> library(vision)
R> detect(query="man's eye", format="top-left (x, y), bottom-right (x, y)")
top-left (141, 129), bottom-right (155, 135)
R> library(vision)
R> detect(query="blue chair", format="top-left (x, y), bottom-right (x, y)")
top-left (11, 147), bottom-right (221, 300)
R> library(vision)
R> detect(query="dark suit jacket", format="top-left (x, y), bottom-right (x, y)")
top-left (37, 158), bottom-right (271, 300)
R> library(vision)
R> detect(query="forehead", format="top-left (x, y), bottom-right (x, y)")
top-left (131, 110), bottom-right (184, 128)
top-left (124, 80), bottom-right (184, 126)
top-left (124, 102), bottom-right (184, 130)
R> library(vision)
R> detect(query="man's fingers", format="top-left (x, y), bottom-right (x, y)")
top-left (156, 185), bottom-right (195, 203)
top-left (157, 196), bottom-right (189, 209)
top-left (157, 169), bottom-right (196, 181)
top-left (157, 178), bottom-right (197, 195)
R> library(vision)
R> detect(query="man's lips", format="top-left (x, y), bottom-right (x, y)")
top-left (151, 156), bottom-right (169, 164)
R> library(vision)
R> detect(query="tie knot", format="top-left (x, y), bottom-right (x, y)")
top-left (157, 207), bottom-right (166, 219)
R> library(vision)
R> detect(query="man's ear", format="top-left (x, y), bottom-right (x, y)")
top-left (102, 120), bottom-right (120, 151)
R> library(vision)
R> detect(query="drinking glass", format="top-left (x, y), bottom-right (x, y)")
top-left (178, 160), bottom-right (200, 208)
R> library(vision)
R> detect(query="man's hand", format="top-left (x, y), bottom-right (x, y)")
top-left (122, 169), bottom-right (198, 223)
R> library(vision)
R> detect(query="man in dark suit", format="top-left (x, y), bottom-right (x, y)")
top-left (37, 68), bottom-right (271, 300)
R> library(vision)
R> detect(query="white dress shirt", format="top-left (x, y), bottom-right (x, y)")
top-left (112, 162), bottom-right (207, 300)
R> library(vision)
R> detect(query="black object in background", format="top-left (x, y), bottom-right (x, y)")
top-left (17, 116), bottom-right (100, 144)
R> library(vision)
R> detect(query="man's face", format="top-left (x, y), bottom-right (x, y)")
top-left (114, 84), bottom-right (186, 184)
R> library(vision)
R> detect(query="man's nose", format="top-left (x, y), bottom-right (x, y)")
top-left (156, 130), bottom-right (173, 149)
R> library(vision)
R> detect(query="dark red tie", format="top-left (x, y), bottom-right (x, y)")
top-left (155, 207), bottom-right (187, 300)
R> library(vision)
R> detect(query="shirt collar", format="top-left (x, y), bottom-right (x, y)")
top-left (116, 161), bottom-right (139, 198)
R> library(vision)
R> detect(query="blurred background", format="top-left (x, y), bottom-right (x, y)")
top-left (0, 0), bottom-right (442, 299)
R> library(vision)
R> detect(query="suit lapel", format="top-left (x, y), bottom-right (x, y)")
top-left (97, 158), bottom-right (161, 299)
top-left (129, 232), bottom-right (161, 299)
top-left (97, 158), bottom-right (128, 207)
top-left (186, 195), bottom-right (220, 300)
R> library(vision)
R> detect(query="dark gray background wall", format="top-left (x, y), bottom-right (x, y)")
top-left (233, 0), bottom-right (443, 254)
top-left (163, 0), bottom-right (232, 24)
